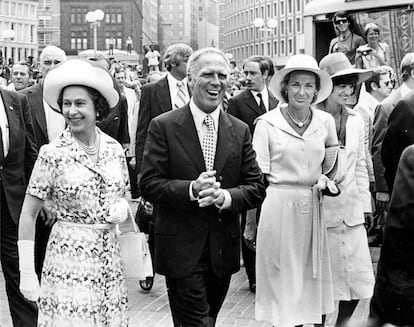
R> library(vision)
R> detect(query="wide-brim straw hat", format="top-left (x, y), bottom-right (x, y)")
top-left (43, 59), bottom-right (120, 113)
top-left (269, 54), bottom-right (333, 104)
top-left (319, 52), bottom-right (373, 84)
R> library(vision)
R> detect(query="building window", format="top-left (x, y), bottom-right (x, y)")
top-left (288, 38), bottom-right (293, 54)
top-left (273, 41), bottom-right (278, 55)
top-left (70, 7), bottom-right (87, 25)
top-left (105, 7), bottom-right (122, 25)
top-left (280, 20), bottom-right (285, 35)
top-left (280, 0), bottom-right (284, 16)
top-left (288, 0), bottom-right (292, 13)
top-left (288, 18), bottom-right (292, 34)
top-left (39, 32), bottom-right (52, 46)
top-left (296, 0), bottom-right (301, 11)
top-left (296, 17), bottom-right (301, 32)
top-left (273, 3), bottom-right (277, 16)
top-left (4, 1), bottom-right (9, 16)
top-left (70, 31), bottom-right (87, 50)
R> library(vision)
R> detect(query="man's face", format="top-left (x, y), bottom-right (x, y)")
top-left (334, 16), bottom-right (350, 33)
top-left (114, 72), bottom-right (126, 87)
top-left (11, 64), bottom-right (30, 91)
top-left (243, 61), bottom-right (267, 92)
top-left (171, 54), bottom-right (190, 80)
top-left (189, 53), bottom-right (229, 113)
top-left (40, 50), bottom-right (65, 77)
top-left (376, 73), bottom-right (393, 100)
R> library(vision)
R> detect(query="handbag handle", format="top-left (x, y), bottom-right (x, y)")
top-left (116, 200), bottom-right (140, 234)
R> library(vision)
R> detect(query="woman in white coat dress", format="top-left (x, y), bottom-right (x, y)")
top-left (318, 52), bottom-right (375, 327)
top-left (253, 54), bottom-right (338, 327)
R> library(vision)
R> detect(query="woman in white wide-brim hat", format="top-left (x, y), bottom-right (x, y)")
top-left (18, 59), bottom-right (130, 326)
top-left (253, 54), bottom-right (339, 327)
top-left (318, 52), bottom-right (375, 327)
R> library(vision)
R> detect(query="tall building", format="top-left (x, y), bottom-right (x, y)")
top-left (0, 0), bottom-right (38, 63)
top-left (142, 0), bottom-right (158, 48)
top-left (38, 0), bottom-right (61, 55)
top-left (197, 0), bottom-right (219, 48)
top-left (158, 0), bottom-right (196, 53)
top-left (222, 0), bottom-right (312, 67)
top-left (60, 0), bottom-right (143, 57)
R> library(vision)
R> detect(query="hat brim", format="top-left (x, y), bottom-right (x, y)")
top-left (269, 66), bottom-right (333, 104)
top-left (43, 59), bottom-right (119, 113)
top-left (330, 67), bottom-right (373, 84)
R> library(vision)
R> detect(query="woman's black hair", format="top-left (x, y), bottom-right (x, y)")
top-left (332, 74), bottom-right (359, 95)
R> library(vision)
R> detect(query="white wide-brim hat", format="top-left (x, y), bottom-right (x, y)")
top-left (43, 59), bottom-right (119, 113)
top-left (269, 54), bottom-right (333, 104)
top-left (319, 52), bottom-right (373, 84)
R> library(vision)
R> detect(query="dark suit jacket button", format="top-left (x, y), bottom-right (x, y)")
top-left (218, 249), bottom-right (222, 255)
top-left (218, 218), bottom-right (222, 223)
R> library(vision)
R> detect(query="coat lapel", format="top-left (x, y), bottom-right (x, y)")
top-left (31, 85), bottom-right (48, 140)
top-left (1, 91), bottom-right (18, 158)
top-left (214, 111), bottom-right (234, 176)
top-left (268, 90), bottom-right (278, 111)
top-left (243, 90), bottom-right (264, 115)
top-left (174, 105), bottom-right (205, 172)
top-left (157, 77), bottom-right (173, 112)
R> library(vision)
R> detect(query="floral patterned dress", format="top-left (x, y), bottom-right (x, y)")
top-left (26, 128), bottom-right (130, 327)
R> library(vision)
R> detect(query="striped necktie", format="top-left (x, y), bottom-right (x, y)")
top-left (175, 81), bottom-right (187, 109)
top-left (202, 115), bottom-right (216, 171)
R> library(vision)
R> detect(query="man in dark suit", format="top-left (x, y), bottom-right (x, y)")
top-left (372, 52), bottom-right (414, 211)
top-left (0, 88), bottom-right (38, 326)
top-left (20, 45), bottom-right (67, 278)
top-left (227, 55), bottom-right (278, 293)
top-left (135, 43), bottom-right (193, 175)
top-left (381, 90), bottom-right (414, 193)
top-left (140, 47), bottom-right (266, 326)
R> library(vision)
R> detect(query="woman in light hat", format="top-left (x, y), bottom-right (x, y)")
top-left (253, 54), bottom-right (338, 327)
top-left (18, 59), bottom-right (130, 326)
top-left (318, 52), bottom-right (375, 326)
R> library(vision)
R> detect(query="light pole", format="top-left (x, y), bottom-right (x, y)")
top-left (2, 29), bottom-right (15, 64)
top-left (86, 9), bottom-right (104, 57)
top-left (253, 18), bottom-right (277, 58)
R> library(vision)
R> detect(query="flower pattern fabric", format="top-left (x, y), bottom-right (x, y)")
top-left (27, 128), bottom-right (129, 327)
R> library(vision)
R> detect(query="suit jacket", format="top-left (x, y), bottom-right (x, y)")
top-left (227, 89), bottom-right (278, 135)
top-left (372, 87), bottom-right (404, 193)
top-left (135, 76), bottom-right (191, 174)
top-left (376, 144), bottom-right (414, 299)
top-left (323, 108), bottom-right (371, 228)
top-left (381, 90), bottom-right (414, 192)
top-left (0, 89), bottom-right (38, 223)
top-left (140, 105), bottom-right (266, 279)
top-left (20, 83), bottom-right (48, 148)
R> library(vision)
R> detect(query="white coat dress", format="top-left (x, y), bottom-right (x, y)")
top-left (253, 106), bottom-right (337, 327)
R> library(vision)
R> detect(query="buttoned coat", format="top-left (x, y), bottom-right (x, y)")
top-left (227, 89), bottom-right (278, 135)
top-left (372, 87), bottom-right (404, 192)
top-left (0, 88), bottom-right (38, 223)
top-left (323, 108), bottom-right (371, 228)
top-left (140, 105), bottom-right (266, 279)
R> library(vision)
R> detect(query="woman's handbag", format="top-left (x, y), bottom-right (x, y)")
top-left (116, 206), bottom-right (153, 280)
top-left (323, 145), bottom-right (346, 183)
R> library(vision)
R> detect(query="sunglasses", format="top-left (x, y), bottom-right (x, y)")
top-left (383, 80), bottom-right (396, 88)
top-left (334, 18), bottom-right (348, 25)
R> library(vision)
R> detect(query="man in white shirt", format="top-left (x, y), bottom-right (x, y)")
top-left (140, 47), bottom-right (265, 327)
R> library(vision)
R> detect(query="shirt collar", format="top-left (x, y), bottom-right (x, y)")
top-left (250, 87), bottom-right (269, 108)
top-left (189, 98), bottom-right (220, 132)
top-left (167, 72), bottom-right (187, 87)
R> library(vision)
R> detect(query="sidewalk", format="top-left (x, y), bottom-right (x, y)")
top-left (0, 197), bottom-right (377, 326)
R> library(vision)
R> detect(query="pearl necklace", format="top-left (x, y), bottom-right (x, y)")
top-left (286, 108), bottom-right (311, 128)
top-left (72, 130), bottom-right (100, 156)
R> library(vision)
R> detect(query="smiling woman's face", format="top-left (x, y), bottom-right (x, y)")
top-left (62, 86), bottom-right (96, 136)
top-left (286, 71), bottom-right (317, 110)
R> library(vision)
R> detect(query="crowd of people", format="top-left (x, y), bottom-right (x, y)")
top-left (2, 9), bottom-right (414, 327)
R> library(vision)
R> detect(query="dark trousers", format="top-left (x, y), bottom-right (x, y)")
top-left (1, 186), bottom-right (37, 327)
top-left (368, 286), bottom-right (414, 326)
top-left (127, 157), bottom-right (138, 198)
top-left (240, 212), bottom-right (255, 285)
top-left (165, 251), bottom-right (231, 327)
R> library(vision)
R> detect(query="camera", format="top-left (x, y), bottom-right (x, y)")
top-left (358, 46), bottom-right (373, 56)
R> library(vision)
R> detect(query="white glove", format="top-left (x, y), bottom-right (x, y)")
top-left (107, 198), bottom-right (130, 224)
top-left (18, 240), bottom-right (40, 302)
top-left (317, 174), bottom-right (339, 194)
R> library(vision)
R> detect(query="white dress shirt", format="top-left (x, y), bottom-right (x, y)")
top-left (167, 73), bottom-right (189, 109)
top-left (251, 87), bottom-right (269, 112)
top-left (0, 96), bottom-right (9, 156)
top-left (43, 99), bottom-right (66, 142)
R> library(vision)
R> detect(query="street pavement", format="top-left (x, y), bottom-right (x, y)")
top-left (0, 198), bottom-right (378, 326)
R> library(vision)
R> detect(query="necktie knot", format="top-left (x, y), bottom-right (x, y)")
top-left (177, 81), bottom-right (184, 89)
top-left (203, 115), bottom-right (214, 131)
top-left (257, 93), bottom-right (262, 99)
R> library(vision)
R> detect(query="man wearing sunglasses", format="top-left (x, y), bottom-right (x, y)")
top-left (328, 11), bottom-right (365, 65)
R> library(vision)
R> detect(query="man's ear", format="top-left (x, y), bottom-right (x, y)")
top-left (371, 81), bottom-right (379, 91)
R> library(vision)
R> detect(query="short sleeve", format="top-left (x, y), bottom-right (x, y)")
top-left (26, 146), bottom-right (55, 200)
top-left (252, 119), bottom-right (271, 174)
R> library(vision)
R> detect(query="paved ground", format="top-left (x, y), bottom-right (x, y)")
top-left (0, 198), bottom-right (379, 326)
